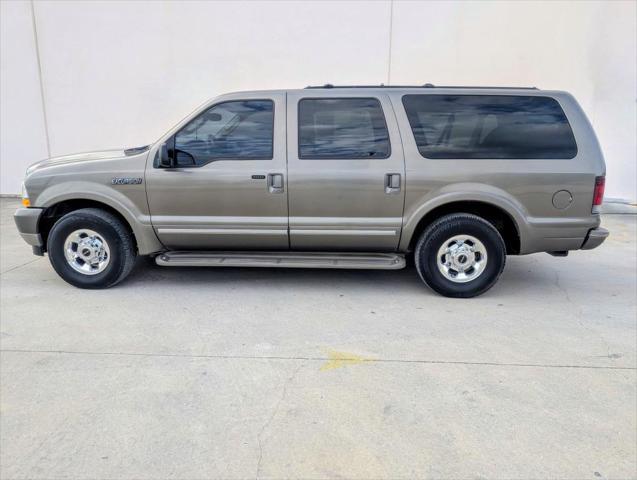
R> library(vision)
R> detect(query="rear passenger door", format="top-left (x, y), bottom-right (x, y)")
top-left (286, 92), bottom-right (405, 251)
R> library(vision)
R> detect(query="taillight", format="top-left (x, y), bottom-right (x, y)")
top-left (592, 176), bottom-right (605, 213)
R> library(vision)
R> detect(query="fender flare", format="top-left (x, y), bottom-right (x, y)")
top-left (399, 187), bottom-right (530, 252)
top-left (36, 183), bottom-right (163, 255)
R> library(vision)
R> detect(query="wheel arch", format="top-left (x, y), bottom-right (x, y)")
top-left (37, 192), bottom-right (163, 255)
top-left (403, 199), bottom-right (522, 255)
top-left (39, 199), bottom-right (137, 252)
top-left (33, 181), bottom-right (164, 255)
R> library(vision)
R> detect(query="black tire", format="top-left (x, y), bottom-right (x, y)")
top-left (47, 208), bottom-right (136, 289)
top-left (414, 213), bottom-right (506, 298)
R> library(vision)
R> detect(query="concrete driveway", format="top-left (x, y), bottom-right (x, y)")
top-left (1, 197), bottom-right (635, 480)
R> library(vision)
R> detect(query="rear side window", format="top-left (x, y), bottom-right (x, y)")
top-left (298, 98), bottom-right (390, 159)
top-left (402, 95), bottom-right (577, 159)
top-left (174, 99), bottom-right (273, 166)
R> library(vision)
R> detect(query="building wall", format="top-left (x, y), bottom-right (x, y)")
top-left (1, 0), bottom-right (635, 201)
top-left (0, 0), bottom-right (49, 195)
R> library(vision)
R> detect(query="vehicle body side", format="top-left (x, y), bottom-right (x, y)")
top-left (19, 149), bottom-right (161, 254)
top-left (17, 87), bottom-right (605, 257)
top-left (389, 89), bottom-right (604, 254)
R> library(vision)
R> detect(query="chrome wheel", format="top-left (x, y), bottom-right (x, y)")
top-left (63, 229), bottom-right (110, 275)
top-left (436, 234), bottom-right (488, 283)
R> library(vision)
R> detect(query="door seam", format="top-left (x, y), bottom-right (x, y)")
top-left (387, 93), bottom-right (408, 252)
top-left (284, 91), bottom-right (291, 249)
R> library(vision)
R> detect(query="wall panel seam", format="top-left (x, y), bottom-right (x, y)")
top-left (29, 0), bottom-right (51, 158)
top-left (387, 0), bottom-right (394, 85)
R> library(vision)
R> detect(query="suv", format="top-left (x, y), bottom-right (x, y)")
top-left (14, 85), bottom-right (608, 297)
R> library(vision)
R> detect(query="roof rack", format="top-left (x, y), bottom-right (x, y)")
top-left (305, 83), bottom-right (538, 90)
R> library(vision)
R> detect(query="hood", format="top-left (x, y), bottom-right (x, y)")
top-left (26, 145), bottom-right (150, 174)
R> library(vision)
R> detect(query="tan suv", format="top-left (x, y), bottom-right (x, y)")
top-left (14, 85), bottom-right (608, 297)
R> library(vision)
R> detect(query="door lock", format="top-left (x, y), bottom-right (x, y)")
top-left (385, 173), bottom-right (401, 194)
top-left (267, 173), bottom-right (284, 194)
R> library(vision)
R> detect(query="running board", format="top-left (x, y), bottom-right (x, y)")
top-left (155, 251), bottom-right (406, 270)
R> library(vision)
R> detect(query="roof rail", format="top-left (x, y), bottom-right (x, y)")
top-left (431, 85), bottom-right (539, 90)
top-left (305, 84), bottom-right (420, 89)
top-left (304, 83), bottom-right (539, 90)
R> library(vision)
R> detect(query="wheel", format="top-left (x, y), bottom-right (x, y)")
top-left (47, 208), bottom-right (136, 289)
top-left (414, 213), bottom-right (506, 298)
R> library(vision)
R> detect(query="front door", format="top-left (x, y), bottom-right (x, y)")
top-left (286, 92), bottom-right (406, 251)
top-left (146, 92), bottom-right (288, 250)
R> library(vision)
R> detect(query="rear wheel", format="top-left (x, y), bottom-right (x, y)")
top-left (415, 213), bottom-right (506, 298)
top-left (47, 208), bottom-right (136, 289)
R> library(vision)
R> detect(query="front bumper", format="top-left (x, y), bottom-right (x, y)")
top-left (581, 227), bottom-right (609, 250)
top-left (14, 208), bottom-right (45, 252)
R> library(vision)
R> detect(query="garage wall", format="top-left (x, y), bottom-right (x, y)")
top-left (1, 0), bottom-right (635, 202)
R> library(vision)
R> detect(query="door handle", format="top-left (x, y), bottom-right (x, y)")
top-left (385, 173), bottom-right (401, 194)
top-left (267, 173), bottom-right (284, 194)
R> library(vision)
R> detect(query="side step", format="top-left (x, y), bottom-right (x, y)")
top-left (155, 251), bottom-right (406, 270)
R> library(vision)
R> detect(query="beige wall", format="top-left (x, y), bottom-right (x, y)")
top-left (1, 0), bottom-right (635, 201)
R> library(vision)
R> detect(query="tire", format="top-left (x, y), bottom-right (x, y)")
top-left (414, 213), bottom-right (506, 298)
top-left (47, 208), bottom-right (136, 289)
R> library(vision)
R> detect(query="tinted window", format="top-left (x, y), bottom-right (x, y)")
top-left (174, 100), bottom-right (273, 165)
top-left (299, 98), bottom-right (390, 159)
top-left (402, 95), bottom-right (577, 159)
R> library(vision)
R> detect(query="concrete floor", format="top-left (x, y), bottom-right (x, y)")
top-left (0, 197), bottom-right (635, 480)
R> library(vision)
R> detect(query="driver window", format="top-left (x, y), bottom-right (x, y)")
top-left (174, 99), bottom-right (274, 166)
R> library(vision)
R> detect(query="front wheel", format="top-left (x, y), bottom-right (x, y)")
top-left (415, 213), bottom-right (506, 298)
top-left (47, 208), bottom-right (137, 289)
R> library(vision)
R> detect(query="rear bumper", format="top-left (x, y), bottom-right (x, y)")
top-left (581, 227), bottom-right (609, 250)
top-left (14, 207), bottom-right (44, 248)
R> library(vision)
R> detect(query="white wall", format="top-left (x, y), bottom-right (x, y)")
top-left (0, 0), bottom-right (49, 194)
top-left (1, 0), bottom-right (635, 201)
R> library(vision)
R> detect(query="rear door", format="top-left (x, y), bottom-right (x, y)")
top-left (286, 91), bottom-right (405, 251)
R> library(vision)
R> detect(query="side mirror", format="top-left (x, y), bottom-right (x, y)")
top-left (159, 143), bottom-right (173, 168)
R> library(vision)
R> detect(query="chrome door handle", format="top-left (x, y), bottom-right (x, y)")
top-left (385, 173), bottom-right (401, 194)
top-left (267, 173), bottom-right (284, 194)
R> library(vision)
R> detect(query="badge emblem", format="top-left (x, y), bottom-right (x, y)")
top-left (111, 177), bottom-right (143, 185)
